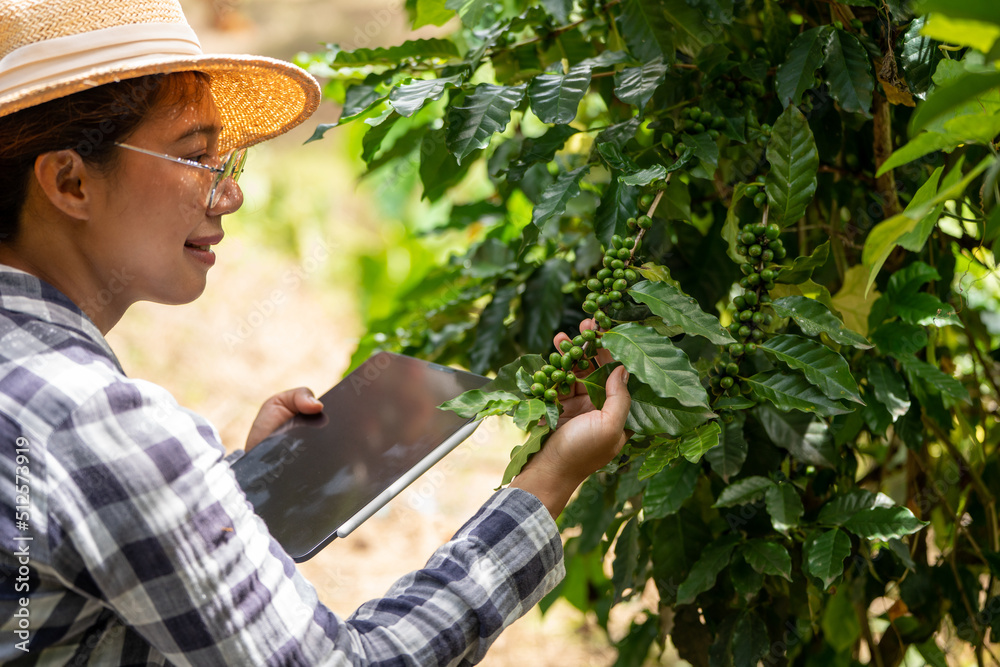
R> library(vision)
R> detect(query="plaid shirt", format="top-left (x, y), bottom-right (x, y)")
top-left (0, 265), bottom-right (565, 666)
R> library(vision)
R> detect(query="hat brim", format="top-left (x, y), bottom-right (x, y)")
top-left (0, 54), bottom-right (321, 152)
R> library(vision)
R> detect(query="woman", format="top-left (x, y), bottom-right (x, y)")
top-left (0, 0), bottom-right (631, 664)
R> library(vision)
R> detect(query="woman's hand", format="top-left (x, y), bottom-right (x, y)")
top-left (509, 321), bottom-right (631, 519)
top-left (245, 387), bottom-right (324, 451)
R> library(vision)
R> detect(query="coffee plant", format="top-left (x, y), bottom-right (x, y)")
top-left (300, 0), bottom-right (1000, 663)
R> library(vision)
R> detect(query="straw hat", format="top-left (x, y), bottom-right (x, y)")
top-left (0, 0), bottom-right (321, 152)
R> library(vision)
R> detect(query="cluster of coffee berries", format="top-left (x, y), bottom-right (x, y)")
top-left (528, 332), bottom-right (602, 403)
top-left (582, 223), bottom-right (647, 329)
top-left (661, 105), bottom-right (727, 154)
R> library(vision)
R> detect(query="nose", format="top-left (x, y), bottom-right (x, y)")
top-left (208, 178), bottom-right (243, 216)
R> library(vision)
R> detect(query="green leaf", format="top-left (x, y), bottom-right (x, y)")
top-left (878, 115), bottom-right (1000, 174)
top-left (611, 517), bottom-right (641, 602)
top-left (361, 112), bottom-right (402, 164)
top-left (746, 370), bottom-right (851, 416)
top-left (332, 38), bottom-right (460, 66)
top-left (662, 0), bottom-right (710, 52)
top-left (626, 381), bottom-right (716, 437)
top-left (775, 241), bottom-right (830, 284)
top-left (483, 355), bottom-right (546, 394)
top-left (676, 534), bottom-right (741, 604)
top-left (842, 506), bottom-right (928, 540)
top-left (420, 127), bottom-right (473, 201)
top-left (723, 182), bottom-right (749, 263)
top-left (678, 422), bottom-right (722, 463)
top-left (614, 58), bottom-right (669, 111)
top-left (512, 399), bottom-right (547, 431)
top-left (685, 132), bottom-right (720, 172)
top-left (899, 356), bottom-right (970, 405)
top-left (867, 361), bottom-right (911, 421)
top-left (918, 0), bottom-right (1000, 25)
top-left (628, 281), bottom-right (734, 345)
top-left (765, 483), bottom-right (805, 533)
top-left (445, 0), bottom-right (489, 26)
top-left (619, 165), bottom-right (668, 186)
top-left (910, 70), bottom-right (1000, 135)
top-left (862, 156), bottom-right (991, 293)
top-left (760, 334), bottom-right (863, 404)
top-left (766, 105), bottom-right (820, 228)
top-left (756, 406), bottom-right (838, 468)
top-left (638, 442), bottom-right (681, 479)
top-left (507, 124), bottom-right (579, 182)
top-left (644, 459), bottom-right (701, 520)
top-left (439, 389), bottom-right (521, 418)
top-left (824, 29), bottom-right (874, 115)
top-left (470, 282), bottom-right (517, 374)
top-left (389, 75), bottom-right (463, 117)
top-left (614, 616), bottom-right (660, 667)
top-left (921, 14), bottom-right (1000, 53)
top-left (595, 180), bottom-right (640, 248)
top-left (804, 529), bottom-right (852, 590)
top-left (732, 611), bottom-right (770, 667)
top-left (897, 159), bottom-right (964, 252)
top-left (818, 489), bottom-right (891, 525)
top-left (822, 584), bottom-right (861, 652)
top-left (617, 0), bottom-right (675, 62)
top-left (714, 476), bottom-right (775, 507)
top-left (522, 259), bottom-right (572, 351)
top-left (501, 425), bottom-right (549, 485)
top-left (771, 296), bottom-right (873, 348)
top-left (341, 84), bottom-right (383, 122)
top-left (729, 553), bottom-right (764, 601)
top-left (414, 0), bottom-right (454, 27)
top-left (532, 165), bottom-right (591, 230)
top-left (741, 540), bottom-right (793, 580)
top-left (446, 84), bottom-right (526, 164)
top-left (541, 0), bottom-right (573, 22)
top-left (602, 323), bottom-right (710, 409)
top-left (704, 414), bottom-right (748, 482)
top-left (528, 66), bottom-right (592, 125)
top-left (899, 17), bottom-right (941, 98)
top-left (776, 26), bottom-right (832, 107)
top-left (890, 291), bottom-right (962, 328)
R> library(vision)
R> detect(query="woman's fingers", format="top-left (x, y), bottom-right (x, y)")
top-left (245, 387), bottom-right (323, 451)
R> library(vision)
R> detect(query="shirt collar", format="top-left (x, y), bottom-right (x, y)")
top-left (0, 264), bottom-right (124, 373)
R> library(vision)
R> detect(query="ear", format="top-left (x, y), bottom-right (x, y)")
top-left (32, 150), bottom-right (100, 221)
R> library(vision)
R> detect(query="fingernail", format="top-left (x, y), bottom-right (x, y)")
top-left (622, 369), bottom-right (629, 384)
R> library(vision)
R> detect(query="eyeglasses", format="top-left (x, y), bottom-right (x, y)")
top-left (114, 142), bottom-right (248, 208)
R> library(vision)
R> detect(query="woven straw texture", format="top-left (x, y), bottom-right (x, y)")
top-left (1, 0), bottom-right (187, 54)
top-left (0, 0), bottom-right (321, 150)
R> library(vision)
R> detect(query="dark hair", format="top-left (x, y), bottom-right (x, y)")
top-left (0, 71), bottom-right (210, 241)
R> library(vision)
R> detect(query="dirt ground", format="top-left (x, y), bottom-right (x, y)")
top-left (102, 1), bottom-right (628, 664)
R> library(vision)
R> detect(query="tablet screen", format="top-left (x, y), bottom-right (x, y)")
top-left (232, 352), bottom-right (489, 561)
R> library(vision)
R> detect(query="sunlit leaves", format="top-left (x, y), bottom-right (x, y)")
top-left (746, 370), bottom-right (851, 416)
top-left (614, 57), bottom-right (669, 111)
top-left (629, 281), bottom-right (734, 345)
top-left (804, 529), bottom-right (852, 589)
top-left (500, 424), bottom-right (548, 486)
top-left (760, 335), bottom-right (863, 404)
top-left (644, 460), bottom-right (700, 520)
top-left (771, 296), bottom-right (872, 348)
top-left (528, 66), bottom-right (592, 125)
top-left (602, 324), bottom-right (709, 408)
top-left (842, 506), bottom-right (928, 540)
top-left (446, 84), bottom-right (526, 164)
top-left (532, 165), bottom-right (591, 230)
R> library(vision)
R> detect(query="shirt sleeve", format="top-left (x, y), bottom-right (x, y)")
top-left (46, 378), bottom-right (564, 666)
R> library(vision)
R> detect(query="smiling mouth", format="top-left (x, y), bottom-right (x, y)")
top-left (185, 243), bottom-right (212, 251)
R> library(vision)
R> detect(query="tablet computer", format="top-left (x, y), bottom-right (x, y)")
top-left (231, 351), bottom-right (489, 562)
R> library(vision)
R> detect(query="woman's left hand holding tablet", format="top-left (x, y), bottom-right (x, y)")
top-left (246, 388), bottom-right (324, 451)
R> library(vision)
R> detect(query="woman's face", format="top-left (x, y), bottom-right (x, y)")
top-left (82, 78), bottom-right (243, 309)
